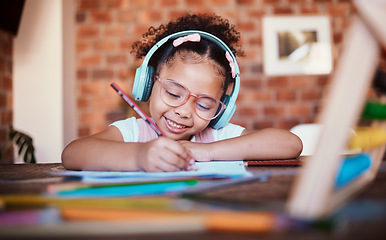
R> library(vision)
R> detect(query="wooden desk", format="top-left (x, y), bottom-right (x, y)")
top-left (1, 163), bottom-right (386, 239)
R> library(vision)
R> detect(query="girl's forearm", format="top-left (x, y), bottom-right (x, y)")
top-left (61, 137), bottom-right (142, 171)
top-left (207, 129), bottom-right (303, 160)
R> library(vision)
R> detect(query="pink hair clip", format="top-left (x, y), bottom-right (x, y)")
top-left (225, 52), bottom-right (236, 78)
top-left (173, 33), bottom-right (201, 47)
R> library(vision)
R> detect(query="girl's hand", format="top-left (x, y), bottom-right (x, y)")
top-left (136, 137), bottom-right (195, 172)
top-left (178, 141), bottom-right (211, 162)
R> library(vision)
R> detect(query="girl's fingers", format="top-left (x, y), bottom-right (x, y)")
top-left (144, 138), bottom-right (195, 172)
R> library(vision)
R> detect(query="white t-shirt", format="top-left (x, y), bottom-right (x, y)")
top-left (110, 117), bottom-right (245, 142)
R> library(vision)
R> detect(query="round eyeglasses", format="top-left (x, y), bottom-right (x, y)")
top-left (156, 76), bottom-right (226, 120)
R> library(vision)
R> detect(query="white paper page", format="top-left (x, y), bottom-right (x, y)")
top-left (55, 161), bottom-right (251, 183)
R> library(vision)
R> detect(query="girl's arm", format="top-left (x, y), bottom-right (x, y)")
top-left (180, 128), bottom-right (303, 161)
top-left (61, 126), bottom-right (194, 172)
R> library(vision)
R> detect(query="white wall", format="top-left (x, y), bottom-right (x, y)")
top-left (13, 0), bottom-right (76, 163)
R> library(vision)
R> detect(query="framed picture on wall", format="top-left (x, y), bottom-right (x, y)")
top-left (262, 16), bottom-right (333, 76)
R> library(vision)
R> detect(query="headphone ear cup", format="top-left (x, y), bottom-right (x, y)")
top-left (209, 95), bottom-right (236, 129)
top-left (132, 66), bottom-right (154, 102)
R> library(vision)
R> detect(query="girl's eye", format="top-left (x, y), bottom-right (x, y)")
top-left (166, 90), bottom-right (181, 99)
top-left (196, 97), bottom-right (217, 111)
top-left (196, 103), bottom-right (211, 111)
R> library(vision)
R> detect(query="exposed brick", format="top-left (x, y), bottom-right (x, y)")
top-left (289, 103), bottom-right (313, 118)
top-left (262, 0), bottom-right (280, 4)
top-left (0, 92), bottom-right (6, 108)
top-left (327, 4), bottom-right (349, 17)
top-left (301, 89), bottom-right (322, 101)
top-left (273, 7), bottom-right (294, 14)
top-left (210, 0), bottom-right (230, 6)
top-left (119, 39), bottom-right (134, 51)
top-left (0, 29), bottom-right (12, 161)
top-left (0, 110), bottom-right (12, 125)
top-left (185, 0), bottom-right (206, 7)
top-left (139, 10), bottom-right (163, 23)
top-left (90, 11), bottom-right (113, 23)
top-left (236, 0), bottom-right (255, 5)
top-left (78, 0), bottom-right (101, 10)
top-left (247, 9), bottom-right (264, 18)
top-left (76, 40), bottom-right (89, 52)
top-left (277, 90), bottom-right (297, 101)
top-left (131, 0), bottom-right (154, 8)
top-left (118, 67), bottom-right (134, 79)
top-left (106, 54), bottom-right (128, 64)
top-left (267, 77), bottom-right (289, 88)
top-left (93, 39), bottom-right (116, 51)
top-left (104, 26), bottom-right (127, 37)
top-left (92, 69), bottom-right (115, 79)
top-left (277, 119), bottom-right (301, 130)
top-left (77, 69), bottom-right (89, 79)
top-left (263, 105), bottom-right (285, 117)
top-left (288, 0), bottom-right (308, 3)
top-left (117, 11), bottom-right (137, 23)
top-left (300, 5), bottom-right (319, 14)
top-left (77, 97), bottom-right (90, 109)
top-left (317, 76), bottom-right (329, 87)
top-left (80, 111), bottom-right (105, 124)
top-left (79, 54), bottom-right (102, 67)
top-left (80, 81), bottom-right (105, 95)
top-left (240, 89), bottom-right (273, 103)
top-left (1, 75), bottom-right (12, 91)
top-left (78, 126), bottom-right (90, 137)
top-left (236, 21), bottom-right (256, 32)
top-left (314, 0), bottom-right (333, 3)
top-left (289, 77), bottom-right (316, 88)
top-left (167, 10), bottom-right (190, 21)
top-left (91, 96), bottom-right (117, 110)
top-left (160, 0), bottom-right (179, 7)
top-left (76, 12), bottom-right (86, 23)
top-left (77, 26), bottom-right (99, 38)
top-left (249, 36), bottom-right (261, 46)
top-left (253, 120), bottom-right (274, 129)
top-left (238, 106), bottom-right (260, 117)
top-left (104, 0), bottom-right (129, 10)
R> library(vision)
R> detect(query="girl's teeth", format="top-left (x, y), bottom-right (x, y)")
top-left (167, 119), bottom-right (185, 129)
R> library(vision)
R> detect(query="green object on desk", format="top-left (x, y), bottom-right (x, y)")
top-left (361, 102), bottom-right (386, 120)
top-left (56, 179), bottom-right (199, 198)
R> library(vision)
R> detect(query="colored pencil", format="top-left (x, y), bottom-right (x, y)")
top-left (60, 207), bottom-right (278, 233)
top-left (47, 177), bottom-right (199, 194)
top-left (111, 82), bottom-right (165, 136)
top-left (243, 160), bottom-right (303, 167)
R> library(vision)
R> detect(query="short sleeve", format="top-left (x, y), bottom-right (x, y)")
top-left (109, 117), bottom-right (139, 142)
top-left (213, 123), bottom-right (245, 141)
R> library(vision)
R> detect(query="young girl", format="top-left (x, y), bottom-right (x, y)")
top-left (62, 14), bottom-right (302, 172)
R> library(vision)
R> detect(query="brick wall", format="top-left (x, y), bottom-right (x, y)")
top-left (75, 0), bottom-right (355, 137)
top-left (0, 29), bottom-right (13, 163)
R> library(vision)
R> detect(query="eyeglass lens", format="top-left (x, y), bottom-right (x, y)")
top-left (160, 79), bottom-right (223, 120)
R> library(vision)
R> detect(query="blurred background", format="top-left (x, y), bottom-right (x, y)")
top-left (0, 0), bottom-right (366, 163)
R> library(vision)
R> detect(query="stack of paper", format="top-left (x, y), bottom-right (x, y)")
top-left (50, 161), bottom-right (252, 198)
top-left (56, 161), bottom-right (251, 183)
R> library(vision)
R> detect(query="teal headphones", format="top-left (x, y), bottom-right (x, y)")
top-left (132, 30), bottom-right (240, 129)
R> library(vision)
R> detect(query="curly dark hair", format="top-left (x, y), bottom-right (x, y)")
top-left (131, 13), bottom-right (243, 98)
top-left (132, 13), bottom-right (244, 59)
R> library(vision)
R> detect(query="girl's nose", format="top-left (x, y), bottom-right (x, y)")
top-left (173, 97), bottom-right (195, 118)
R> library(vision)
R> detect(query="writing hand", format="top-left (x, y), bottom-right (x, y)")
top-left (136, 137), bottom-right (195, 172)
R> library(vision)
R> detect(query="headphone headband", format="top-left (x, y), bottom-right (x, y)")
top-left (132, 30), bottom-right (240, 129)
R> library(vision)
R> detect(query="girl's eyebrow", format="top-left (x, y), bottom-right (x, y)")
top-left (161, 77), bottom-right (219, 100)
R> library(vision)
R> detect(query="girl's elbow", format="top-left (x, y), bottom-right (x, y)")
top-left (291, 134), bottom-right (303, 158)
top-left (61, 144), bottom-right (79, 170)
